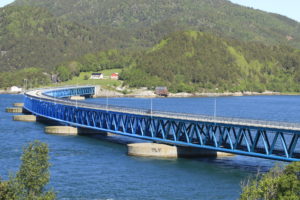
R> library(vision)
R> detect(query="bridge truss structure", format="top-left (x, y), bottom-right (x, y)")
top-left (24, 86), bottom-right (300, 162)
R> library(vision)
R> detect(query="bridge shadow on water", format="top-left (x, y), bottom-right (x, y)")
top-left (75, 128), bottom-right (279, 174)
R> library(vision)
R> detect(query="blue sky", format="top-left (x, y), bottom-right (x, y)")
top-left (0, 0), bottom-right (300, 22)
top-left (0, 0), bottom-right (14, 7)
top-left (230, 0), bottom-right (300, 22)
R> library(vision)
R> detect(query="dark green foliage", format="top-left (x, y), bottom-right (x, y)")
top-left (55, 49), bottom-right (136, 82)
top-left (0, 67), bottom-right (51, 89)
top-left (78, 49), bottom-right (134, 72)
top-left (0, 6), bottom-right (122, 72)
top-left (14, 0), bottom-right (300, 49)
top-left (239, 162), bottom-right (300, 200)
top-left (0, 141), bottom-right (55, 200)
top-left (121, 31), bottom-right (300, 92)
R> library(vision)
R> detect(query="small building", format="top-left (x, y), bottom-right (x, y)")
top-left (155, 86), bottom-right (168, 97)
top-left (10, 86), bottom-right (22, 93)
top-left (111, 73), bottom-right (119, 80)
top-left (90, 73), bottom-right (103, 79)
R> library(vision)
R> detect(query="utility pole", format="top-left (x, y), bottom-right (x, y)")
top-left (24, 79), bottom-right (27, 92)
top-left (214, 88), bottom-right (218, 122)
top-left (106, 91), bottom-right (108, 112)
top-left (150, 98), bottom-right (153, 118)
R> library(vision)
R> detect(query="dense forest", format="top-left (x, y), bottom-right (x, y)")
top-left (0, 6), bottom-right (131, 72)
top-left (121, 31), bottom-right (300, 92)
top-left (1, 0), bottom-right (300, 93)
top-left (4, 31), bottom-right (299, 93)
top-left (14, 0), bottom-right (300, 48)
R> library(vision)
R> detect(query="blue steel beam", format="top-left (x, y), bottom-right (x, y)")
top-left (23, 88), bottom-right (300, 162)
top-left (43, 86), bottom-right (95, 98)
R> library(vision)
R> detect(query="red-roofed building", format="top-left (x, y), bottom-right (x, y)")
top-left (111, 73), bottom-right (119, 80)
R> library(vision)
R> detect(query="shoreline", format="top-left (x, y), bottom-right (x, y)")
top-left (93, 91), bottom-right (298, 98)
top-left (1, 89), bottom-right (299, 98)
top-left (0, 91), bottom-right (23, 95)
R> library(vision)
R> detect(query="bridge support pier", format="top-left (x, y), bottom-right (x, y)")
top-left (78, 128), bottom-right (110, 135)
top-left (44, 126), bottom-right (117, 136)
top-left (13, 115), bottom-right (36, 122)
top-left (70, 96), bottom-right (85, 100)
top-left (6, 107), bottom-right (23, 113)
top-left (127, 143), bottom-right (234, 158)
top-left (45, 126), bottom-right (78, 135)
top-left (13, 103), bottom-right (24, 107)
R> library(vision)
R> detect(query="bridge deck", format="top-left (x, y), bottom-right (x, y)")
top-left (26, 89), bottom-right (300, 132)
top-left (23, 86), bottom-right (300, 162)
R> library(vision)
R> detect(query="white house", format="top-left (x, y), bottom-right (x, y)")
top-left (90, 73), bottom-right (104, 79)
top-left (10, 86), bottom-right (22, 93)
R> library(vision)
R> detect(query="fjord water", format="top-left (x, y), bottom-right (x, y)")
top-left (1, 94), bottom-right (299, 200)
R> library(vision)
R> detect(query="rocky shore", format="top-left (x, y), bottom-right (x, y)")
top-left (94, 87), bottom-right (281, 98)
top-left (0, 90), bottom-right (23, 94)
top-left (0, 87), bottom-right (284, 98)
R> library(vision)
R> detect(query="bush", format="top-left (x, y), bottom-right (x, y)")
top-left (0, 141), bottom-right (56, 200)
top-left (240, 162), bottom-right (300, 200)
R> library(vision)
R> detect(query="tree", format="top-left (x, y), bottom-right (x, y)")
top-left (0, 141), bottom-right (55, 200)
top-left (240, 162), bottom-right (300, 200)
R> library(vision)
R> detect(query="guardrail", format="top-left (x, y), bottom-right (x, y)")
top-left (24, 87), bottom-right (300, 131)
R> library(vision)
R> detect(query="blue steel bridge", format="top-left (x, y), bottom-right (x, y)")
top-left (23, 86), bottom-right (300, 162)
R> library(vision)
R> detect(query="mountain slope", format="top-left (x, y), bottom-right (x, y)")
top-left (121, 31), bottom-right (300, 92)
top-left (14, 0), bottom-right (300, 48)
top-left (0, 6), bottom-right (123, 71)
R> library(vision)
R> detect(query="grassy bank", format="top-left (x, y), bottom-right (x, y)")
top-left (48, 69), bottom-right (122, 89)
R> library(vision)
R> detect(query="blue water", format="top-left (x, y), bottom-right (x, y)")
top-left (1, 94), bottom-right (298, 200)
top-left (85, 95), bottom-right (300, 122)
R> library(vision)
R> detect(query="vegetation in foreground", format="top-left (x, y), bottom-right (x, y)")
top-left (0, 141), bottom-right (55, 200)
top-left (239, 162), bottom-right (300, 200)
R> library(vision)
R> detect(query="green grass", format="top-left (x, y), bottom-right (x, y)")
top-left (48, 69), bottom-right (123, 89)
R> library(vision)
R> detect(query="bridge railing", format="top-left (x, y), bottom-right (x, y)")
top-left (25, 88), bottom-right (300, 131)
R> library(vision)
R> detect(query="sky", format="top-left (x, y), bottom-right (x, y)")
top-left (0, 0), bottom-right (300, 22)
top-left (230, 0), bottom-right (300, 22)
top-left (0, 0), bottom-right (14, 7)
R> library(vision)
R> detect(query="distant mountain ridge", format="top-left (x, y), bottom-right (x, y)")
top-left (14, 0), bottom-right (300, 48)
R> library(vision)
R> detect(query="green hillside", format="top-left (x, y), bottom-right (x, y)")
top-left (2, 31), bottom-right (300, 93)
top-left (121, 31), bottom-right (300, 92)
top-left (0, 6), bottom-right (127, 72)
top-left (14, 0), bottom-right (300, 48)
top-left (1, 0), bottom-right (300, 93)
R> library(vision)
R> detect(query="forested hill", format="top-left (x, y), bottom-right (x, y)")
top-left (14, 0), bottom-right (300, 48)
top-left (121, 31), bottom-right (300, 93)
top-left (0, 6), bottom-right (128, 71)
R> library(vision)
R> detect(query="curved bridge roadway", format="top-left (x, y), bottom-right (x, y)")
top-left (24, 86), bottom-right (300, 162)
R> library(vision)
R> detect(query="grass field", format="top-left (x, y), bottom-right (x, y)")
top-left (49, 69), bottom-right (123, 89)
